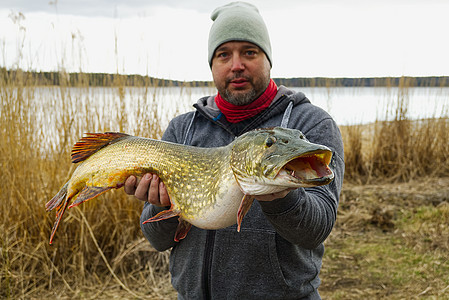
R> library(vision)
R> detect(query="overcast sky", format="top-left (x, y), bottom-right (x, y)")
top-left (1, 0), bottom-right (449, 81)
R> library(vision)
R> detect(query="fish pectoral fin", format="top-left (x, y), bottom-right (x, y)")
top-left (174, 219), bottom-right (192, 242)
top-left (68, 186), bottom-right (112, 209)
top-left (142, 208), bottom-right (180, 224)
top-left (237, 195), bottom-right (255, 232)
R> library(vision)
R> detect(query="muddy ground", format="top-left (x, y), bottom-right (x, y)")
top-left (320, 177), bottom-right (449, 299)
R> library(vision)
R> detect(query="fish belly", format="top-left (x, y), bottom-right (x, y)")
top-left (186, 181), bottom-right (244, 229)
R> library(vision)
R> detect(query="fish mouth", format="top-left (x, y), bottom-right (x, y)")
top-left (278, 150), bottom-right (334, 187)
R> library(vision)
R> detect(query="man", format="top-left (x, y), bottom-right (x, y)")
top-left (125, 2), bottom-right (344, 299)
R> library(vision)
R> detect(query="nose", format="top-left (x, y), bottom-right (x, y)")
top-left (230, 55), bottom-right (245, 72)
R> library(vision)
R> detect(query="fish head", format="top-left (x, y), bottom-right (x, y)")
top-left (230, 127), bottom-right (334, 195)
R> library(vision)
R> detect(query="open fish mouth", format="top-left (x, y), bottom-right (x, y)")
top-left (279, 150), bottom-right (334, 186)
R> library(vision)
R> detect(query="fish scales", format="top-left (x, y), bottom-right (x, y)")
top-left (46, 127), bottom-right (335, 244)
top-left (71, 136), bottom-right (231, 217)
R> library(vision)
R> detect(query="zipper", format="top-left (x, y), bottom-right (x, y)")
top-left (202, 229), bottom-right (216, 299)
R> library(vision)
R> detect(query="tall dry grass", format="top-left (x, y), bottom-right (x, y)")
top-left (0, 68), bottom-right (190, 298)
top-left (342, 77), bottom-right (449, 183)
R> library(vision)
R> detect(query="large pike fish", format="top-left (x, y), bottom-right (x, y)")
top-left (46, 127), bottom-right (334, 244)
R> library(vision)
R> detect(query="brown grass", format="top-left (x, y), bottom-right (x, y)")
top-left (320, 178), bottom-right (449, 299)
top-left (0, 68), bottom-right (176, 299)
top-left (1, 67), bottom-right (448, 299)
top-left (341, 78), bottom-right (449, 183)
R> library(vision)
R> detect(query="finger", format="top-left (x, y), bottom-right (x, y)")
top-left (147, 174), bottom-right (161, 205)
top-left (257, 190), bottom-right (290, 202)
top-left (159, 181), bottom-right (171, 207)
top-left (124, 176), bottom-right (137, 195)
top-left (134, 173), bottom-right (152, 201)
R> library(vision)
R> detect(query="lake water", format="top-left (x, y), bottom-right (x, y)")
top-left (115, 85), bottom-right (448, 126)
top-left (291, 86), bottom-right (449, 125)
top-left (31, 86), bottom-right (449, 142)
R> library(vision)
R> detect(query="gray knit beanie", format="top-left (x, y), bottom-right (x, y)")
top-left (208, 1), bottom-right (272, 67)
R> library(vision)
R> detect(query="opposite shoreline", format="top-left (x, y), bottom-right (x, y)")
top-left (2, 68), bottom-right (449, 88)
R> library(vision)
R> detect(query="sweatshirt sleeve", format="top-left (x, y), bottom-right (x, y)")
top-left (258, 117), bottom-right (345, 249)
top-left (140, 203), bottom-right (178, 251)
top-left (139, 116), bottom-right (188, 251)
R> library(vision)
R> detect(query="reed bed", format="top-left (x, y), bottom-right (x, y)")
top-left (342, 77), bottom-right (449, 183)
top-left (0, 69), bottom-right (183, 298)
top-left (1, 68), bottom-right (448, 299)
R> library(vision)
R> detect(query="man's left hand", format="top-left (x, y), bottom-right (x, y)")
top-left (256, 189), bottom-right (294, 202)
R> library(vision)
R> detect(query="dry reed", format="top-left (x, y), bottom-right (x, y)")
top-left (342, 77), bottom-right (449, 183)
top-left (0, 68), bottom-right (182, 298)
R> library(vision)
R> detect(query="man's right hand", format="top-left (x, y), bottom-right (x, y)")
top-left (124, 173), bottom-right (171, 207)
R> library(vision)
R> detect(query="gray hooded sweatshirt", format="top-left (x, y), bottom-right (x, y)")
top-left (140, 86), bottom-right (345, 299)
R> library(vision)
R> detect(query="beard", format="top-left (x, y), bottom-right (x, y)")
top-left (223, 87), bottom-right (257, 106)
top-left (217, 72), bottom-right (270, 106)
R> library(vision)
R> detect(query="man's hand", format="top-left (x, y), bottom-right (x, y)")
top-left (256, 189), bottom-right (294, 202)
top-left (124, 173), bottom-right (171, 207)
top-left (124, 173), bottom-right (292, 205)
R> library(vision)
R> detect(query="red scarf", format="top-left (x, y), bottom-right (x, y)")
top-left (215, 79), bottom-right (278, 123)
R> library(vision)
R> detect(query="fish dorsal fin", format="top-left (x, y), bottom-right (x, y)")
top-left (71, 132), bottom-right (130, 163)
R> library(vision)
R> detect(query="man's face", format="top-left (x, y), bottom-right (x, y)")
top-left (211, 41), bottom-right (271, 106)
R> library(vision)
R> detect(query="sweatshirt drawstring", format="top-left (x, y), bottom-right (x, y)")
top-left (280, 100), bottom-right (293, 128)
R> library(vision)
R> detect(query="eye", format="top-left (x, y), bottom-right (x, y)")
top-left (265, 136), bottom-right (276, 147)
top-left (217, 52), bottom-right (228, 58)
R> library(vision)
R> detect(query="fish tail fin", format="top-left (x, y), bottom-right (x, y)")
top-left (46, 182), bottom-right (71, 244)
top-left (71, 132), bottom-right (130, 163)
top-left (46, 182), bottom-right (69, 211)
top-left (48, 197), bottom-right (70, 244)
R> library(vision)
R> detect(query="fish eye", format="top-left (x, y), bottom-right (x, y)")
top-left (265, 136), bottom-right (276, 147)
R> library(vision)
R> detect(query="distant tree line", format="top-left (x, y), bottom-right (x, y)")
top-left (1, 68), bottom-right (448, 87)
top-left (273, 76), bottom-right (449, 87)
top-left (0, 69), bottom-right (212, 87)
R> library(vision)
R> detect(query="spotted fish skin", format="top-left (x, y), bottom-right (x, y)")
top-left (46, 127), bottom-right (334, 244)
